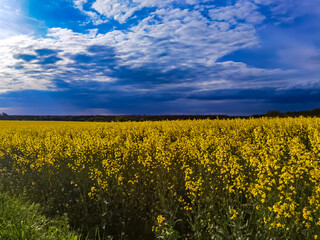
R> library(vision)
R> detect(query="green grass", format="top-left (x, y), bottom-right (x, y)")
top-left (0, 192), bottom-right (80, 240)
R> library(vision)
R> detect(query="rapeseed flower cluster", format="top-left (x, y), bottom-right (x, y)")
top-left (0, 118), bottom-right (320, 239)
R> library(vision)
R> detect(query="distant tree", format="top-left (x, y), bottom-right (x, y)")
top-left (115, 116), bottom-right (127, 122)
top-left (266, 110), bottom-right (281, 117)
top-left (311, 108), bottom-right (320, 116)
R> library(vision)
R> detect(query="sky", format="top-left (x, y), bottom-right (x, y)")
top-left (0, 0), bottom-right (319, 115)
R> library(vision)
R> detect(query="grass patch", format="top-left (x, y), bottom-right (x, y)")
top-left (0, 191), bottom-right (80, 240)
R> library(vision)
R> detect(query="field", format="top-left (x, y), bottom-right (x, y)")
top-left (0, 118), bottom-right (320, 239)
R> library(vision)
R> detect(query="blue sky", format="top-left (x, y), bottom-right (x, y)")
top-left (0, 0), bottom-right (319, 115)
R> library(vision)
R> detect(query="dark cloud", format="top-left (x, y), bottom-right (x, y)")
top-left (13, 48), bottom-right (63, 67)
top-left (87, 45), bottom-right (116, 57)
top-left (68, 45), bottom-right (120, 72)
top-left (270, 89), bottom-right (320, 104)
top-left (188, 88), bottom-right (320, 104)
top-left (112, 66), bottom-right (197, 85)
top-left (188, 88), bottom-right (272, 101)
top-left (3, 84), bottom-right (320, 115)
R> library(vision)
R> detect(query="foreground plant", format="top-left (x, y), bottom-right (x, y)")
top-left (0, 191), bottom-right (79, 240)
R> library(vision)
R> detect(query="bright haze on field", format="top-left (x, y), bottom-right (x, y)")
top-left (0, 0), bottom-right (319, 115)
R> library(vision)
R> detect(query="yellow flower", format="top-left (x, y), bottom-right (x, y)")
top-left (157, 215), bottom-right (165, 225)
top-left (229, 209), bottom-right (238, 220)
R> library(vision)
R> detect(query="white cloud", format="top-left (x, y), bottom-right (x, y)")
top-left (0, 0), bottom-right (298, 94)
top-left (209, 0), bottom-right (265, 25)
top-left (105, 2), bottom-right (265, 73)
top-left (73, 0), bottom-right (207, 24)
top-left (0, 28), bottom-right (117, 93)
top-left (72, 0), bottom-right (319, 26)
top-left (69, 0), bottom-right (265, 70)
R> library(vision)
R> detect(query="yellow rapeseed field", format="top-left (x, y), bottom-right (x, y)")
top-left (0, 117), bottom-right (320, 239)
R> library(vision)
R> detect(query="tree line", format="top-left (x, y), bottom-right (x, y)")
top-left (1, 108), bottom-right (320, 122)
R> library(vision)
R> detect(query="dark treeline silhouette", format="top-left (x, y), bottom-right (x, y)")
top-left (264, 108), bottom-right (320, 118)
top-left (0, 113), bottom-right (229, 122)
top-left (1, 108), bottom-right (320, 122)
